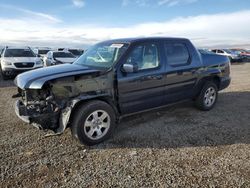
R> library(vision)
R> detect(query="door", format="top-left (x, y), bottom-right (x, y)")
top-left (117, 41), bottom-right (166, 114)
top-left (163, 41), bottom-right (200, 103)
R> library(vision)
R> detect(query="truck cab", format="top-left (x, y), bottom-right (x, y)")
top-left (14, 37), bottom-right (231, 145)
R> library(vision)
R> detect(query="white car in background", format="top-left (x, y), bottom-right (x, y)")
top-left (43, 51), bottom-right (77, 66)
top-left (0, 46), bottom-right (43, 79)
top-left (58, 48), bottom-right (84, 58)
top-left (211, 49), bottom-right (241, 62)
top-left (33, 47), bottom-right (51, 58)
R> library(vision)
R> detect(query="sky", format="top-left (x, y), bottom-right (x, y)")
top-left (0, 0), bottom-right (250, 48)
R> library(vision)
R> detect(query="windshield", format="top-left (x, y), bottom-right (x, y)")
top-left (234, 49), bottom-right (250, 53)
top-left (39, 49), bottom-right (50, 55)
top-left (231, 50), bottom-right (242, 54)
top-left (74, 42), bottom-right (129, 68)
top-left (69, 49), bottom-right (83, 56)
top-left (4, 49), bottom-right (35, 57)
top-left (53, 52), bottom-right (75, 58)
top-left (223, 49), bottom-right (233, 54)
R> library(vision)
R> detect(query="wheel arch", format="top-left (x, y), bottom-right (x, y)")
top-left (67, 96), bottom-right (120, 128)
top-left (195, 75), bottom-right (221, 98)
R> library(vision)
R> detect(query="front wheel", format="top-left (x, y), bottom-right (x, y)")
top-left (0, 66), bottom-right (9, 80)
top-left (71, 100), bottom-right (116, 145)
top-left (195, 82), bottom-right (218, 111)
top-left (1, 72), bottom-right (9, 80)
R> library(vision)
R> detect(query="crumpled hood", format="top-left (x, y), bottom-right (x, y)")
top-left (14, 64), bottom-right (101, 89)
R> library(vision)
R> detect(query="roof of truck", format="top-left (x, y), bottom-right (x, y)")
top-left (101, 37), bottom-right (189, 44)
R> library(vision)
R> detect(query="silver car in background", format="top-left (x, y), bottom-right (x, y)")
top-left (43, 51), bottom-right (77, 66)
top-left (211, 49), bottom-right (241, 62)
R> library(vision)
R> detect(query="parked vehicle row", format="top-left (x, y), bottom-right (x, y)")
top-left (1, 43), bottom-right (248, 80)
top-left (230, 49), bottom-right (250, 62)
top-left (0, 46), bottom-right (84, 79)
top-left (199, 48), bottom-right (250, 62)
top-left (211, 49), bottom-right (241, 62)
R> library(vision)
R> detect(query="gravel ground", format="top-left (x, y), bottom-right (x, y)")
top-left (0, 63), bottom-right (250, 187)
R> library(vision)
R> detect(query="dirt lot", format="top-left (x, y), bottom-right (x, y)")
top-left (0, 63), bottom-right (250, 188)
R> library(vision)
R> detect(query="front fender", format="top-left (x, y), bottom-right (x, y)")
top-left (56, 94), bottom-right (110, 134)
top-left (202, 67), bottom-right (222, 77)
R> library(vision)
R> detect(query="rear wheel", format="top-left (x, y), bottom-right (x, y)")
top-left (1, 72), bottom-right (9, 80)
top-left (71, 100), bottom-right (116, 145)
top-left (195, 82), bottom-right (218, 111)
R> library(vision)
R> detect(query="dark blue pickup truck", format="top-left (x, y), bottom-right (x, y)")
top-left (14, 37), bottom-right (231, 145)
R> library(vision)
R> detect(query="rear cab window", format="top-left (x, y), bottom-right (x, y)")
top-left (164, 42), bottom-right (190, 67)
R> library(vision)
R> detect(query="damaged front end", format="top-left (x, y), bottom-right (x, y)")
top-left (13, 63), bottom-right (114, 135)
top-left (14, 86), bottom-right (62, 131)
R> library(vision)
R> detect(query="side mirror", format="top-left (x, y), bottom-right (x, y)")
top-left (122, 64), bottom-right (137, 73)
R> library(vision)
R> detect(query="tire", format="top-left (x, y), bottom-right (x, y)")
top-left (1, 72), bottom-right (9, 80)
top-left (0, 66), bottom-right (9, 80)
top-left (195, 81), bottom-right (218, 111)
top-left (71, 100), bottom-right (116, 146)
top-left (229, 57), bottom-right (233, 63)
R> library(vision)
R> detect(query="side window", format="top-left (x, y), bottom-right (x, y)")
top-left (126, 43), bottom-right (159, 70)
top-left (218, 50), bottom-right (224, 53)
top-left (165, 42), bottom-right (190, 66)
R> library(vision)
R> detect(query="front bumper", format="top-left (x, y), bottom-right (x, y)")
top-left (241, 56), bottom-right (250, 62)
top-left (231, 56), bottom-right (241, 60)
top-left (15, 100), bottom-right (30, 123)
top-left (15, 100), bottom-right (60, 130)
top-left (230, 57), bottom-right (242, 62)
top-left (2, 67), bottom-right (42, 76)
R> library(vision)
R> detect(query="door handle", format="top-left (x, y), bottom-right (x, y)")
top-left (142, 75), bottom-right (163, 80)
top-left (146, 75), bottom-right (163, 80)
top-left (154, 75), bottom-right (163, 80)
top-left (177, 71), bottom-right (183, 75)
top-left (191, 70), bottom-right (197, 75)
